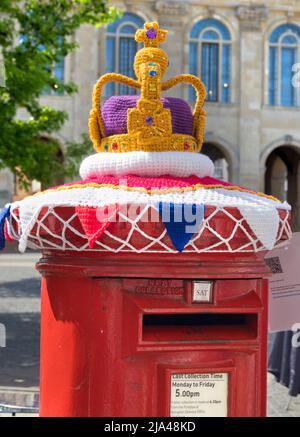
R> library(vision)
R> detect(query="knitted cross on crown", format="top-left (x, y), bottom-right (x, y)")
top-left (135, 21), bottom-right (167, 48)
top-left (89, 21), bottom-right (206, 153)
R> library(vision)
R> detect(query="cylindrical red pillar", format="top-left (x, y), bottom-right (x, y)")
top-left (37, 251), bottom-right (269, 417)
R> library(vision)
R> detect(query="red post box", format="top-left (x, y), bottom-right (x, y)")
top-left (3, 20), bottom-right (292, 417)
top-left (36, 249), bottom-right (270, 417)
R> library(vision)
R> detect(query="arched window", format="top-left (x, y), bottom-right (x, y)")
top-left (53, 58), bottom-right (65, 94)
top-left (42, 55), bottom-right (64, 96)
top-left (265, 145), bottom-right (300, 230)
top-left (201, 142), bottom-right (230, 182)
top-left (20, 35), bottom-right (65, 96)
top-left (189, 18), bottom-right (231, 103)
top-left (269, 23), bottom-right (300, 107)
top-left (106, 13), bottom-right (144, 96)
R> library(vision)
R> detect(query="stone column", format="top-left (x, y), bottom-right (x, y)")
top-left (236, 5), bottom-right (268, 190)
top-left (72, 25), bottom-right (100, 141)
top-left (154, 0), bottom-right (188, 97)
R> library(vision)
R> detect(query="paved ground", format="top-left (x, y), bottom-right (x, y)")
top-left (0, 252), bottom-right (299, 416)
top-left (0, 253), bottom-right (40, 389)
top-left (267, 373), bottom-right (300, 417)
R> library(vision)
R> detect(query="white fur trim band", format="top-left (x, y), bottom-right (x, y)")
top-left (80, 151), bottom-right (215, 179)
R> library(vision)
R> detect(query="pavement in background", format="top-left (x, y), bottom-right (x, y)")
top-left (0, 252), bottom-right (299, 416)
top-left (0, 253), bottom-right (40, 389)
top-left (267, 373), bottom-right (300, 417)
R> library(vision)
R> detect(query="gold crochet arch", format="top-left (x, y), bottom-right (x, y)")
top-left (89, 21), bottom-right (206, 153)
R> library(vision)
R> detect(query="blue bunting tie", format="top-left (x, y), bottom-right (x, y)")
top-left (0, 204), bottom-right (11, 250)
top-left (158, 202), bottom-right (205, 252)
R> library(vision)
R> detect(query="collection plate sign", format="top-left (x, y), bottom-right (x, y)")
top-left (170, 373), bottom-right (228, 417)
top-left (192, 281), bottom-right (213, 303)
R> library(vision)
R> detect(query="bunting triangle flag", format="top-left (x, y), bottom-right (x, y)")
top-left (158, 202), bottom-right (205, 252)
top-left (238, 205), bottom-right (279, 250)
top-left (0, 204), bottom-right (11, 251)
top-left (76, 204), bottom-right (119, 248)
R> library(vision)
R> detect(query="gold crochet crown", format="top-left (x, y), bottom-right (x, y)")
top-left (89, 21), bottom-right (206, 153)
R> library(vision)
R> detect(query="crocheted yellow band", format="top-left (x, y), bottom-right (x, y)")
top-left (89, 21), bottom-right (206, 153)
top-left (30, 182), bottom-right (281, 203)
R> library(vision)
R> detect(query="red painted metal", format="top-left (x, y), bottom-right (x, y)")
top-left (36, 248), bottom-right (270, 417)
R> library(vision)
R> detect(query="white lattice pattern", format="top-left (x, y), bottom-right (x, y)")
top-left (8, 204), bottom-right (292, 253)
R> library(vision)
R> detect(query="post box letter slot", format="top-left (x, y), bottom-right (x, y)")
top-left (142, 313), bottom-right (257, 342)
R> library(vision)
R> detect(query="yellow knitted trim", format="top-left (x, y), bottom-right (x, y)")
top-left (97, 134), bottom-right (198, 153)
top-left (30, 182), bottom-right (281, 203)
top-left (161, 75), bottom-right (206, 145)
top-left (89, 73), bottom-right (141, 143)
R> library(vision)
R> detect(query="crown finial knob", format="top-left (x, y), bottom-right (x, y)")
top-left (135, 22), bottom-right (167, 48)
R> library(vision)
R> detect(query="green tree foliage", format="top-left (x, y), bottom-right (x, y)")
top-left (0, 0), bottom-right (118, 188)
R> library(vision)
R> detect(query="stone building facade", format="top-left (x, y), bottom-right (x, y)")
top-left (1, 0), bottom-right (300, 228)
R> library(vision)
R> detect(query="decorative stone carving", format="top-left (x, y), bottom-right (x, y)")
top-left (284, 135), bottom-right (293, 144)
top-left (286, 9), bottom-right (294, 20)
top-left (207, 6), bottom-right (215, 18)
top-left (236, 4), bottom-right (269, 31)
top-left (155, 0), bottom-right (189, 16)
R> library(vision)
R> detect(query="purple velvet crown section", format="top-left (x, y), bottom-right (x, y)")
top-left (102, 96), bottom-right (193, 137)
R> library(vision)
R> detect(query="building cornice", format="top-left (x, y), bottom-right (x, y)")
top-left (155, 0), bottom-right (189, 16)
top-left (236, 4), bottom-right (269, 31)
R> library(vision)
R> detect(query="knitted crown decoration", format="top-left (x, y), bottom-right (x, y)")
top-left (89, 21), bottom-right (206, 153)
top-left (1, 22), bottom-right (292, 256)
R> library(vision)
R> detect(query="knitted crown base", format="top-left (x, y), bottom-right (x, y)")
top-left (8, 204), bottom-right (291, 254)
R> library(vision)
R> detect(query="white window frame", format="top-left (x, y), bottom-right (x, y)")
top-left (107, 21), bottom-right (140, 95)
top-left (269, 30), bottom-right (300, 107)
top-left (189, 26), bottom-right (231, 103)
